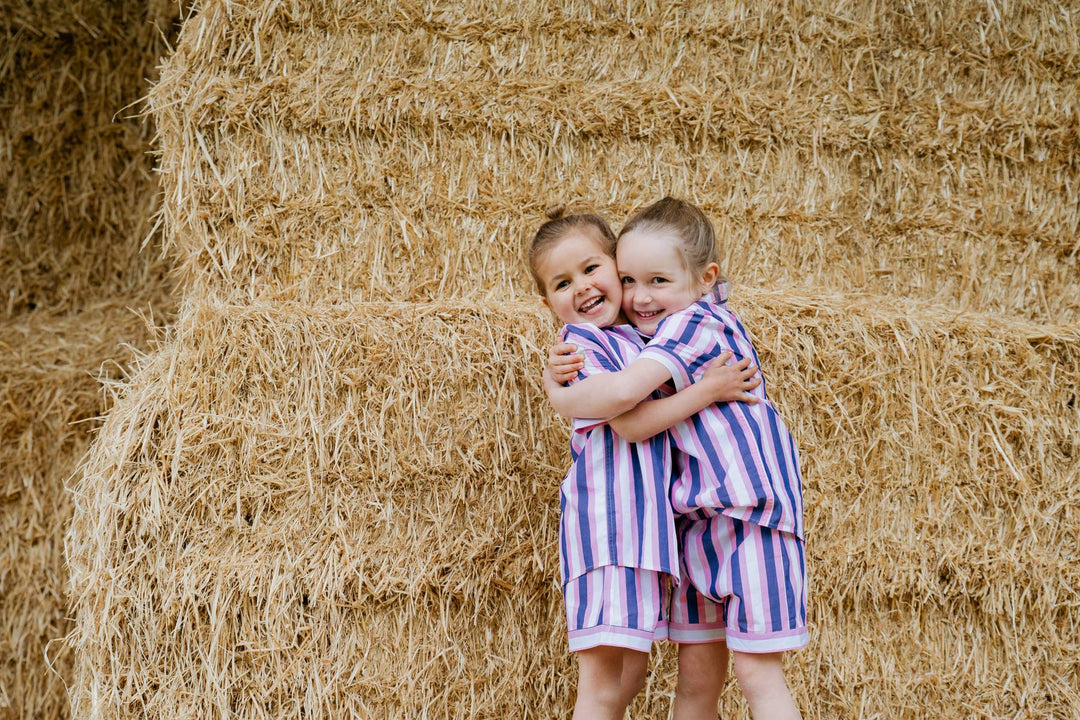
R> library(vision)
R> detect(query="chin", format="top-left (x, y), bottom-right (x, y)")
top-left (577, 312), bottom-right (614, 326)
top-left (598, 313), bottom-right (619, 327)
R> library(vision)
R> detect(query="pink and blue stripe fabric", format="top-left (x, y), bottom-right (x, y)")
top-left (638, 286), bottom-right (804, 539)
top-left (564, 566), bottom-right (669, 653)
top-left (557, 323), bottom-right (680, 585)
top-left (672, 513), bottom-right (808, 652)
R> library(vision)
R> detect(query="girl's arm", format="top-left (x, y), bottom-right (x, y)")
top-left (606, 354), bottom-right (759, 442)
top-left (542, 352), bottom-right (760, 441)
top-left (545, 356), bottom-right (674, 419)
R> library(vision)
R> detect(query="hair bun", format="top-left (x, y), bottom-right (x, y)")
top-left (544, 203), bottom-right (567, 220)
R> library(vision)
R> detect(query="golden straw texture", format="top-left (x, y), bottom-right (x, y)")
top-left (65, 292), bottom-right (1080, 718)
top-left (0, 3), bottom-right (179, 316)
top-left (0, 304), bottom-right (160, 720)
top-left (149, 0), bottom-right (1079, 320)
top-left (1, 1), bottom-right (182, 717)
top-left (56, 0), bottom-right (1080, 718)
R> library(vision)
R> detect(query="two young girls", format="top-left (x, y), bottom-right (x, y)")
top-left (529, 198), bottom-right (806, 720)
top-left (530, 209), bottom-right (761, 720)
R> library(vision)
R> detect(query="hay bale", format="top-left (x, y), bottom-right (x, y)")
top-left (65, 299), bottom-right (574, 717)
top-left (1, 2), bottom-right (184, 716)
top-left (740, 289), bottom-right (1080, 718)
top-left (59, 1), bottom-right (1080, 718)
top-left (66, 291), bottom-right (1080, 718)
top-left (148, 0), bottom-right (1079, 320)
top-left (0, 304), bottom-right (160, 720)
top-left (0, 1), bottom-right (179, 317)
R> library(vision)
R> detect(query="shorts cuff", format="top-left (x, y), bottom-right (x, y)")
top-left (724, 627), bottom-right (808, 653)
top-left (668, 621), bottom-right (726, 644)
top-left (568, 624), bottom-right (659, 653)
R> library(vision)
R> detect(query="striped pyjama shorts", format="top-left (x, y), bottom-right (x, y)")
top-left (564, 565), bottom-right (670, 653)
top-left (669, 514), bottom-right (808, 653)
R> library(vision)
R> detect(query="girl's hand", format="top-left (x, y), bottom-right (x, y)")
top-left (547, 342), bottom-right (584, 385)
top-left (699, 351), bottom-right (761, 404)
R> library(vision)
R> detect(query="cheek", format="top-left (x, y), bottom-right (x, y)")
top-left (665, 286), bottom-right (688, 302)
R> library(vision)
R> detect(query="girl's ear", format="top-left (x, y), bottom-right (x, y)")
top-left (700, 262), bottom-right (721, 290)
top-left (541, 296), bottom-right (551, 310)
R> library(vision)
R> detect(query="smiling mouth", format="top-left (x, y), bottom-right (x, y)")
top-left (578, 296), bottom-right (605, 314)
top-left (635, 309), bottom-right (662, 320)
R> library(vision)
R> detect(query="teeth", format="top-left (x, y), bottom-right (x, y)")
top-left (580, 297), bottom-right (603, 312)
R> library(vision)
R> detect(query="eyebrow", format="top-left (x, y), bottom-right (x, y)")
top-left (544, 268), bottom-right (575, 289)
top-left (549, 255), bottom-right (606, 282)
top-left (544, 274), bottom-right (567, 290)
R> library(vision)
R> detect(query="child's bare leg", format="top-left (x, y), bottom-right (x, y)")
top-left (672, 641), bottom-right (728, 720)
top-left (731, 651), bottom-right (800, 720)
top-left (574, 646), bottom-right (644, 720)
top-left (617, 650), bottom-right (649, 708)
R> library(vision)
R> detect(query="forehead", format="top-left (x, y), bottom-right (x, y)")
top-left (616, 230), bottom-right (684, 270)
top-left (536, 231), bottom-right (610, 277)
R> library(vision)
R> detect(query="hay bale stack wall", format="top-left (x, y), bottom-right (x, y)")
top-left (63, 1), bottom-right (1079, 718)
top-left (0, 2), bottom-right (181, 717)
top-left (0, 1), bottom-right (179, 315)
top-left (0, 308), bottom-right (160, 719)
top-left (149, 1), bottom-right (1080, 321)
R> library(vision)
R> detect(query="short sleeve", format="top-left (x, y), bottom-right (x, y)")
top-left (561, 324), bottom-right (620, 380)
top-left (560, 324), bottom-right (620, 432)
top-left (636, 306), bottom-right (715, 392)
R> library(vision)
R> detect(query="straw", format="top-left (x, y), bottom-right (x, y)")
top-left (2, 0), bottom-right (1073, 716)
top-left (0, 303), bottom-right (162, 720)
top-left (0, 2), bottom-right (180, 317)
top-left (65, 291), bottom-right (1080, 719)
top-left (1, 1), bottom-right (181, 715)
top-left (147, 0), bottom-right (1079, 321)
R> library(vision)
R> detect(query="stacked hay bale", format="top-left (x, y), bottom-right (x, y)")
top-left (66, 1), bottom-right (1079, 718)
top-left (0, 2), bottom-right (180, 717)
top-left (0, 1), bottom-right (179, 314)
top-left (146, 0), bottom-right (1079, 319)
top-left (0, 308), bottom-right (161, 719)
